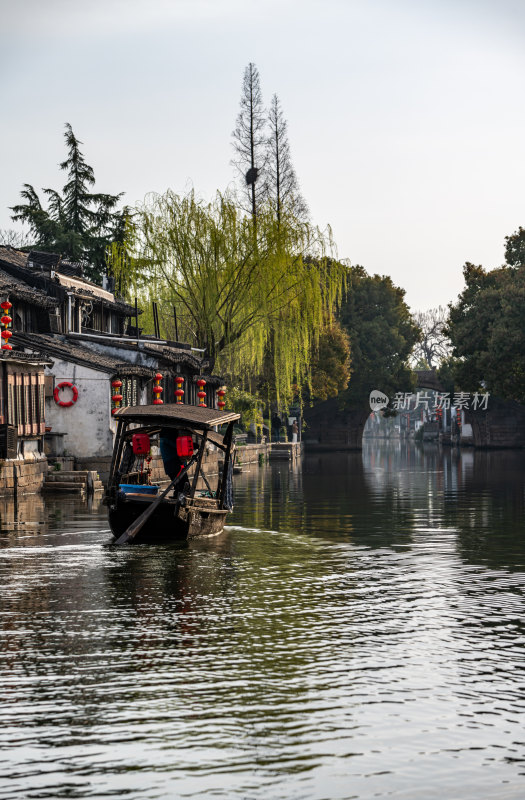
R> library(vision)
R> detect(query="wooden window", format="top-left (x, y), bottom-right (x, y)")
top-left (5, 372), bottom-right (40, 435)
top-left (38, 375), bottom-right (45, 434)
top-left (121, 377), bottom-right (139, 407)
top-left (44, 375), bottom-right (54, 398)
top-left (23, 375), bottom-right (31, 435)
top-left (30, 375), bottom-right (38, 436)
top-left (164, 374), bottom-right (174, 405)
top-left (15, 377), bottom-right (22, 434)
top-left (0, 366), bottom-right (4, 425)
top-left (206, 386), bottom-right (215, 408)
top-left (7, 375), bottom-right (14, 426)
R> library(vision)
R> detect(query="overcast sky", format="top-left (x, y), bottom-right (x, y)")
top-left (1, 0), bottom-right (524, 311)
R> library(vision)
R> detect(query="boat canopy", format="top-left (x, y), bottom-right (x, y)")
top-left (113, 404), bottom-right (240, 430)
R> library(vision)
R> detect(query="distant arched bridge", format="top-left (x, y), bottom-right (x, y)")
top-left (303, 369), bottom-right (446, 451)
top-left (414, 369), bottom-right (445, 393)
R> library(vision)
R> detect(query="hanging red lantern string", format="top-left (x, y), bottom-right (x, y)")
top-left (216, 386), bottom-right (226, 411)
top-left (175, 375), bottom-right (185, 404)
top-left (111, 379), bottom-right (123, 415)
top-left (1, 301), bottom-right (13, 351)
top-left (153, 372), bottom-right (163, 405)
top-left (197, 378), bottom-right (206, 407)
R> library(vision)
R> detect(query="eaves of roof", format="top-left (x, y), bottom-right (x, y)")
top-left (0, 268), bottom-right (59, 309)
top-left (191, 374), bottom-right (223, 386)
top-left (0, 247), bottom-right (139, 316)
top-left (15, 333), bottom-right (156, 377)
top-left (0, 350), bottom-right (53, 367)
top-left (70, 334), bottom-right (204, 371)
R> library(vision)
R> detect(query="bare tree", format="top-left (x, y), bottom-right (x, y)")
top-left (231, 63), bottom-right (267, 222)
top-left (0, 229), bottom-right (34, 249)
top-left (266, 94), bottom-right (308, 224)
top-left (412, 306), bottom-right (451, 367)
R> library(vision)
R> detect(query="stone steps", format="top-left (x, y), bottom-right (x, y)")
top-left (42, 483), bottom-right (85, 493)
top-left (43, 469), bottom-right (103, 494)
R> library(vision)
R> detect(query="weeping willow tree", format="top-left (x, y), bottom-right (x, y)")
top-left (108, 189), bottom-right (346, 406)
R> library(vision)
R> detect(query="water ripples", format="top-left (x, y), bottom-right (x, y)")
top-left (0, 445), bottom-right (524, 798)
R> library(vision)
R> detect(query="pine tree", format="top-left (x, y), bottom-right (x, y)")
top-left (266, 94), bottom-right (308, 224)
top-left (231, 63), bottom-right (267, 222)
top-left (10, 123), bottom-right (123, 282)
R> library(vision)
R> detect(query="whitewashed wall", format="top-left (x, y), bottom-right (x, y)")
top-left (45, 361), bottom-right (114, 458)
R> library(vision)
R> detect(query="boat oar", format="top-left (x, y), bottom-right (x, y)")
top-left (114, 456), bottom-right (196, 545)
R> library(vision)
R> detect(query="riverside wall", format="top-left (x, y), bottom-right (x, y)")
top-left (0, 455), bottom-right (48, 496)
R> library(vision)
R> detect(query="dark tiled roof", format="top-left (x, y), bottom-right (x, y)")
top-left (16, 333), bottom-right (157, 377)
top-left (27, 251), bottom-right (84, 277)
top-left (0, 350), bottom-right (53, 366)
top-left (0, 247), bottom-right (137, 315)
top-left (27, 251), bottom-right (62, 269)
top-left (56, 261), bottom-right (84, 278)
top-left (0, 267), bottom-right (58, 308)
top-left (0, 246), bottom-right (30, 270)
top-left (191, 373), bottom-right (222, 386)
top-left (70, 334), bottom-right (204, 371)
top-left (112, 298), bottom-right (138, 315)
top-left (149, 345), bottom-right (216, 373)
top-left (158, 346), bottom-right (203, 370)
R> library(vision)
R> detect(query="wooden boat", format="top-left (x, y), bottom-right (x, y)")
top-left (106, 403), bottom-right (240, 544)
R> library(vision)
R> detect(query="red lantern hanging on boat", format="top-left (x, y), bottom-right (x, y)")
top-left (196, 378), bottom-right (206, 407)
top-left (1, 301), bottom-right (13, 351)
top-left (132, 433), bottom-right (151, 455)
top-left (153, 372), bottom-right (163, 405)
top-left (175, 375), bottom-right (185, 404)
top-left (216, 386), bottom-right (226, 411)
top-left (111, 379), bottom-right (123, 415)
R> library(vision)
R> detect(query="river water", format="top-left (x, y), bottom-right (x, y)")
top-left (0, 442), bottom-right (524, 799)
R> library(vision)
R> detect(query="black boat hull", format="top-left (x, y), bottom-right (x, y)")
top-left (108, 497), bottom-right (230, 543)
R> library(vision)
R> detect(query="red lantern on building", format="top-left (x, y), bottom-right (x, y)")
top-left (197, 378), bottom-right (206, 407)
top-left (1, 301), bottom-right (13, 351)
top-left (111, 379), bottom-right (123, 415)
top-left (153, 372), bottom-right (163, 405)
top-left (216, 386), bottom-right (226, 411)
top-left (175, 376), bottom-right (185, 404)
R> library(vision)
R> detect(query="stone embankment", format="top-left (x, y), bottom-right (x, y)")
top-left (0, 456), bottom-right (48, 496)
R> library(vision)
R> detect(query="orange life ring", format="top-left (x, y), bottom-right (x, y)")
top-left (53, 381), bottom-right (79, 408)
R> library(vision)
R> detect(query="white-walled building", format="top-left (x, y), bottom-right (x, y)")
top-left (0, 247), bottom-right (222, 480)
